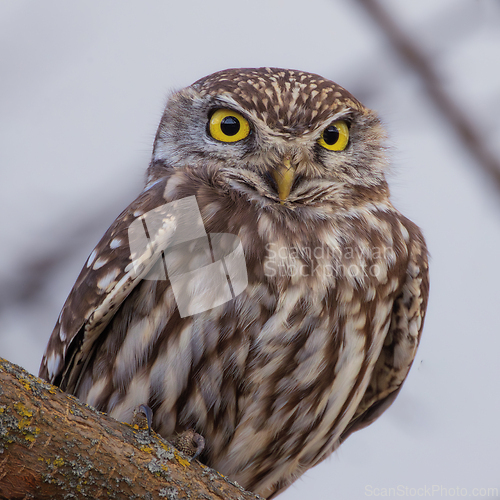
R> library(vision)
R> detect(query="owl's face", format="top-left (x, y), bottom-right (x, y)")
top-left (152, 67), bottom-right (388, 207)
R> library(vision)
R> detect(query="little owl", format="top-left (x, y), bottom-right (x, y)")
top-left (40, 67), bottom-right (429, 498)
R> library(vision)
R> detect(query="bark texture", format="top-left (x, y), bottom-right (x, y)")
top-left (0, 358), bottom-right (261, 500)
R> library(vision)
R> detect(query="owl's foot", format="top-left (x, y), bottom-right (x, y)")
top-left (172, 429), bottom-right (206, 461)
top-left (132, 404), bottom-right (154, 433)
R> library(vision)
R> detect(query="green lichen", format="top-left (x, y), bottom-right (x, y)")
top-left (173, 449), bottom-right (190, 468)
top-left (13, 402), bottom-right (33, 418)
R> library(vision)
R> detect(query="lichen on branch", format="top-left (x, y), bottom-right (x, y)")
top-left (0, 358), bottom-right (261, 500)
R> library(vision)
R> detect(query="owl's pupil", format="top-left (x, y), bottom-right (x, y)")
top-left (220, 116), bottom-right (241, 136)
top-left (323, 126), bottom-right (340, 145)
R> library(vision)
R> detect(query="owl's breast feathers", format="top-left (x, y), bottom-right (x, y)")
top-left (39, 173), bottom-right (428, 498)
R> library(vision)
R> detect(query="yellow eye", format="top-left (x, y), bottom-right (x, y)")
top-left (318, 120), bottom-right (349, 151)
top-left (208, 109), bottom-right (250, 143)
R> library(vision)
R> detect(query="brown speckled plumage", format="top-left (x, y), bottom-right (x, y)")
top-left (193, 67), bottom-right (364, 135)
top-left (40, 67), bottom-right (429, 498)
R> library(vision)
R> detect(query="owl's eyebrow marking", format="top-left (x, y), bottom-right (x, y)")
top-left (325, 109), bottom-right (353, 123)
top-left (206, 105), bottom-right (241, 117)
top-left (207, 98), bottom-right (252, 117)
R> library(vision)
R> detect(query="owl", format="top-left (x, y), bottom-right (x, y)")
top-left (40, 67), bottom-right (429, 498)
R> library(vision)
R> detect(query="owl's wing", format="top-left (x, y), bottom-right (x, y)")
top-left (339, 226), bottom-right (429, 442)
top-left (39, 178), bottom-right (183, 391)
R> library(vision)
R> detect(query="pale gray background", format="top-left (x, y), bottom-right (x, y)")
top-left (1, 1), bottom-right (499, 498)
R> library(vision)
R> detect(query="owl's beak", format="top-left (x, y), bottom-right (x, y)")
top-left (271, 156), bottom-right (296, 203)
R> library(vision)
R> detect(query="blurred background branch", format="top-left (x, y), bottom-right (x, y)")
top-left (356, 0), bottom-right (500, 192)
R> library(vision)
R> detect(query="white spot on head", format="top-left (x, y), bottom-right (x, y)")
top-left (87, 249), bottom-right (97, 268)
top-left (93, 256), bottom-right (108, 270)
top-left (133, 209), bottom-right (143, 217)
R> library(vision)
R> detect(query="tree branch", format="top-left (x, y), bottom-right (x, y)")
top-left (356, 0), bottom-right (500, 193)
top-left (0, 358), bottom-right (261, 500)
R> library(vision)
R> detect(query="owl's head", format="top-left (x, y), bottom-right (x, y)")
top-left (151, 68), bottom-right (389, 207)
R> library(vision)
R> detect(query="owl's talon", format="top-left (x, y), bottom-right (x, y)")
top-left (172, 429), bottom-right (206, 461)
top-left (191, 432), bottom-right (205, 461)
top-left (132, 404), bottom-right (153, 433)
